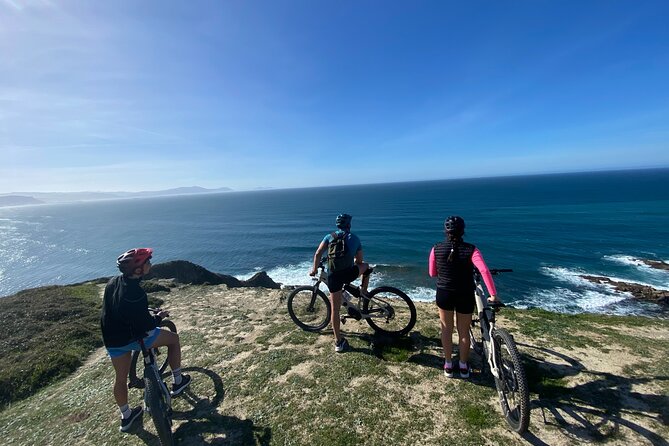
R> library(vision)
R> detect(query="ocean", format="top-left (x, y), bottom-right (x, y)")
top-left (1, 169), bottom-right (668, 317)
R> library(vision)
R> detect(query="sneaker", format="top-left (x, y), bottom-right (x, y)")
top-left (334, 337), bottom-right (349, 353)
top-left (119, 406), bottom-right (143, 432)
top-left (444, 362), bottom-right (454, 378)
top-left (170, 374), bottom-right (192, 397)
top-left (459, 364), bottom-right (470, 379)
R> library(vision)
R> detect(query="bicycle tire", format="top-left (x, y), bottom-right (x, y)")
top-left (287, 286), bottom-right (331, 332)
top-left (363, 286), bottom-right (416, 337)
top-left (129, 320), bottom-right (177, 389)
top-left (144, 368), bottom-right (174, 446)
top-left (492, 328), bottom-right (530, 433)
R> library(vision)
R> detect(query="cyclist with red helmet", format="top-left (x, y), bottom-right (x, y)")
top-left (429, 216), bottom-right (500, 378)
top-left (101, 248), bottom-right (191, 432)
top-left (310, 214), bottom-right (370, 353)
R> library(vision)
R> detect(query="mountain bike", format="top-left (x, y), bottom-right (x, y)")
top-left (469, 269), bottom-right (530, 433)
top-left (129, 310), bottom-right (175, 446)
top-left (128, 308), bottom-right (177, 389)
top-left (287, 261), bottom-right (416, 336)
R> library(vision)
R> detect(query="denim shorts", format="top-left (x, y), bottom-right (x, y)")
top-left (106, 328), bottom-right (161, 358)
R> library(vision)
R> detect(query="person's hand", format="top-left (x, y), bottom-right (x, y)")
top-left (309, 268), bottom-right (317, 277)
top-left (487, 295), bottom-right (500, 303)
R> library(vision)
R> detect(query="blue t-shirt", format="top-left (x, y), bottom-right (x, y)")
top-left (322, 230), bottom-right (362, 273)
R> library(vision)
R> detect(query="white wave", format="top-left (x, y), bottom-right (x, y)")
top-left (403, 286), bottom-right (435, 302)
top-left (236, 261), bottom-right (315, 287)
top-left (514, 287), bottom-right (634, 315)
top-left (541, 265), bottom-right (669, 291)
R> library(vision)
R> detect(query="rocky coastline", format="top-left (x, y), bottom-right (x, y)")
top-left (580, 258), bottom-right (669, 306)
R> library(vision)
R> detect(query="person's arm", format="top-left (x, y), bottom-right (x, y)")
top-left (428, 247), bottom-right (437, 277)
top-left (471, 248), bottom-right (500, 302)
top-left (310, 241), bottom-right (328, 276)
top-left (354, 247), bottom-right (364, 265)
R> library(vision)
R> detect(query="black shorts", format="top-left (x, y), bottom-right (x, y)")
top-left (435, 288), bottom-right (475, 314)
top-left (327, 265), bottom-right (360, 293)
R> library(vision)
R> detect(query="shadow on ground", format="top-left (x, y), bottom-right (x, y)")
top-left (132, 366), bottom-right (272, 446)
top-left (518, 343), bottom-right (669, 446)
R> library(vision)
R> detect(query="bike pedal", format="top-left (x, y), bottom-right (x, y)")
top-left (340, 318), bottom-right (346, 325)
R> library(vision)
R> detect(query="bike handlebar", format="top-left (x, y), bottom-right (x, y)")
top-left (490, 268), bottom-right (513, 275)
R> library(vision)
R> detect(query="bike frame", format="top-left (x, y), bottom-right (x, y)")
top-left (137, 337), bottom-right (172, 410)
top-left (473, 282), bottom-right (502, 380)
top-left (311, 266), bottom-right (389, 321)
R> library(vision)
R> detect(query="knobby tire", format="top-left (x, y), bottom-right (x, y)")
top-left (287, 286), bottom-right (331, 331)
top-left (363, 286), bottom-right (416, 336)
top-left (129, 320), bottom-right (177, 388)
top-left (144, 367), bottom-right (174, 446)
top-left (492, 328), bottom-right (530, 433)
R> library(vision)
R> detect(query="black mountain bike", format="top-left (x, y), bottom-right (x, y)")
top-left (128, 310), bottom-right (175, 446)
top-left (469, 269), bottom-right (530, 433)
top-left (287, 262), bottom-right (416, 337)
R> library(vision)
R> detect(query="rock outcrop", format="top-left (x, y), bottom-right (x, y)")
top-left (580, 275), bottom-right (669, 306)
top-left (146, 260), bottom-right (280, 289)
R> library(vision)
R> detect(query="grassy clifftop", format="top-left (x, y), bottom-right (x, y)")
top-left (0, 282), bottom-right (667, 445)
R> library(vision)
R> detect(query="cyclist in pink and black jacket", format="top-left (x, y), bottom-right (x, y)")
top-left (428, 216), bottom-right (500, 379)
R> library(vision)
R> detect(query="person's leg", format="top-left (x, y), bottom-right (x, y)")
top-left (150, 328), bottom-right (181, 370)
top-left (110, 353), bottom-right (132, 407)
top-left (357, 263), bottom-right (370, 292)
top-left (150, 328), bottom-right (191, 393)
top-left (438, 309), bottom-right (455, 360)
top-left (456, 311), bottom-right (473, 376)
top-left (330, 290), bottom-right (343, 343)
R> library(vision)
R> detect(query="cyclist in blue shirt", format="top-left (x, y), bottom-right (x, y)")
top-left (310, 214), bottom-right (370, 352)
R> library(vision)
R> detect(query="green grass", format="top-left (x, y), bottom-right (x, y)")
top-left (0, 283), bottom-right (103, 408)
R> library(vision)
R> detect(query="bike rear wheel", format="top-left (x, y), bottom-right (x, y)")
top-left (129, 320), bottom-right (177, 389)
top-left (287, 286), bottom-right (331, 331)
top-left (492, 328), bottom-right (530, 433)
top-left (144, 367), bottom-right (174, 446)
top-left (363, 286), bottom-right (416, 337)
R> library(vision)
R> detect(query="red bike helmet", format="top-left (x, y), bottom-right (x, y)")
top-left (117, 248), bottom-right (153, 274)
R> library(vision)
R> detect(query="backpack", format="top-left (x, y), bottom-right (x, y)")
top-left (327, 232), bottom-right (349, 272)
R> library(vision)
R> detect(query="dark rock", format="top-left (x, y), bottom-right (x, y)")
top-left (580, 275), bottom-right (669, 306)
top-left (241, 272), bottom-right (281, 289)
top-left (141, 280), bottom-right (171, 293)
top-left (146, 260), bottom-right (279, 289)
top-left (641, 259), bottom-right (669, 271)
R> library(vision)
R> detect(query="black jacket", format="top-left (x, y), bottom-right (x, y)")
top-left (100, 275), bottom-right (158, 348)
top-left (433, 240), bottom-right (476, 293)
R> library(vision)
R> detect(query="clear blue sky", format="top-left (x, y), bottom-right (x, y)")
top-left (1, 0), bottom-right (668, 193)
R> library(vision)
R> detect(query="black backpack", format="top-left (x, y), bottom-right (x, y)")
top-left (327, 232), bottom-right (349, 272)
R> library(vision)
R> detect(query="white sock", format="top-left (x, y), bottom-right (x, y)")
top-left (459, 360), bottom-right (468, 369)
top-left (119, 404), bottom-right (131, 419)
top-left (444, 360), bottom-right (452, 367)
top-left (172, 368), bottom-right (182, 385)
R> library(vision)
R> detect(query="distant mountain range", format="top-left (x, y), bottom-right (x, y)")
top-left (0, 186), bottom-right (233, 207)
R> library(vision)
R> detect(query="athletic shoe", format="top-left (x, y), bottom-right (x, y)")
top-left (170, 374), bottom-right (192, 397)
top-left (459, 364), bottom-right (470, 379)
top-left (444, 362), bottom-right (454, 378)
top-left (119, 406), bottom-right (143, 432)
top-left (334, 337), bottom-right (349, 353)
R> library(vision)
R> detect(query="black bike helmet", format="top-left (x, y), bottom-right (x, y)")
top-left (335, 213), bottom-right (352, 229)
top-left (444, 216), bottom-right (465, 236)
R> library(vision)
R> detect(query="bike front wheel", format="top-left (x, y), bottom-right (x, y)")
top-left (129, 320), bottom-right (177, 389)
top-left (144, 368), bottom-right (174, 446)
top-left (287, 286), bottom-right (331, 332)
top-left (363, 286), bottom-right (416, 337)
top-left (492, 328), bottom-right (530, 433)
